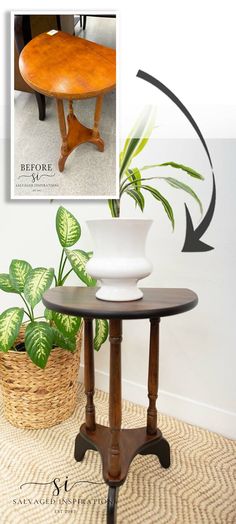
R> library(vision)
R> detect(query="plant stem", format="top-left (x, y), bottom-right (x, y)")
top-left (20, 294), bottom-right (33, 321)
top-left (108, 199), bottom-right (120, 217)
top-left (61, 268), bottom-right (73, 285)
top-left (30, 306), bottom-right (34, 321)
top-left (57, 248), bottom-right (65, 285)
top-left (60, 254), bottom-right (68, 281)
top-left (23, 316), bottom-right (44, 323)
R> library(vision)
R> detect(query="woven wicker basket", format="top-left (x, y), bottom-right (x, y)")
top-left (0, 325), bottom-right (82, 429)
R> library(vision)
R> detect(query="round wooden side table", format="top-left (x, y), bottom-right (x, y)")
top-left (43, 287), bottom-right (198, 523)
top-left (19, 31), bottom-right (116, 172)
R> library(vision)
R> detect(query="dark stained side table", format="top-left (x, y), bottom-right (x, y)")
top-left (43, 287), bottom-right (198, 524)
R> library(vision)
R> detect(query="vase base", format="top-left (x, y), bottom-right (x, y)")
top-left (96, 280), bottom-right (143, 302)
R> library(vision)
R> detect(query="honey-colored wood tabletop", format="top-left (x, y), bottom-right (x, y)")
top-left (19, 31), bottom-right (116, 100)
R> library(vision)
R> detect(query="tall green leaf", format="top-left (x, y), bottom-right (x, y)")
top-left (65, 249), bottom-right (96, 287)
top-left (94, 319), bottom-right (108, 351)
top-left (141, 185), bottom-right (175, 228)
top-left (56, 206), bottom-right (81, 247)
top-left (25, 321), bottom-right (53, 368)
top-left (108, 199), bottom-right (120, 218)
top-left (125, 168), bottom-right (142, 191)
top-left (51, 326), bottom-right (76, 352)
top-left (24, 267), bottom-right (54, 308)
top-left (120, 137), bottom-right (140, 178)
top-left (0, 307), bottom-right (24, 352)
top-left (9, 259), bottom-right (32, 293)
top-left (126, 189), bottom-right (145, 212)
top-left (141, 162), bottom-right (204, 180)
top-left (120, 106), bottom-right (156, 177)
top-left (160, 177), bottom-right (203, 213)
top-left (0, 274), bottom-right (18, 293)
top-left (52, 311), bottom-right (81, 338)
top-left (131, 111), bottom-right (156, 159)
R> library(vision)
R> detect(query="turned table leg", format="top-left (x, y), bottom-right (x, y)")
top-left (84, 317), bottom-right (96, 431)
top-left (56, 96), bottom-right (105, 172)
top-left (92, 95), bottom-right (104, 151)
top-left (108, 319), bottom-right (122, 478)
top-left (56, 99), bottom-right (69, 173)
top-left (107, 319), bottom-right (122, 523)
top-left (147, 318), bottom-right (160, 435)
top-left (74, 317), bottom-right (97, 462)
top-left (141, 317), bottom-right (170, 468)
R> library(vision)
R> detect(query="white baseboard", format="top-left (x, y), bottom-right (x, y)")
top-left (78, 365), bottom-right (236, 440)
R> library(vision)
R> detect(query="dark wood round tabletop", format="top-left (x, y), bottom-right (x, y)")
top-left (43, 287), bottom-right (198, 320)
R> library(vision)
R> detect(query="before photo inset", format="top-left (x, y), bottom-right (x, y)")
top-left (12, 12), bottom-right (118, 199)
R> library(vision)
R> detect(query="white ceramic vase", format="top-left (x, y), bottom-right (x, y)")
top-left (86, 219), bottom-right (153, 301)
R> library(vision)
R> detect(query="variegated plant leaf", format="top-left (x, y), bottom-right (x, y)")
top-left (159, 177), bottom-right (203, 213)
top-left (0, 307), bottom-right (24, 352)
top-left (51, 326), bottom-right (76, 352)
top-left (142, 184), bottom-right (175, 229)
top-left (94, 319), bottom-right (108, 351)
top-left (9, 259), bottom-right (32, 293)
top-left (44, 308), bottom-right (53, 321)
top-left (24, 267), bottom-right (54, 308)
top-left (120, 106), bottom-right (156, 178)
top-left (108, 198), bottom-right (120, 218)
top-left (52, 311), bottom-right (81, 338)
top-left (126, 189), bottom-right (145, 212)
top-left (141, 162), bottom-right (204, 180)
top-left (0, 273), bottom-right (18, 293)
top-left (56, 206), bottom-right (81, 248)
top-left (65, 249), bottom-right (96, 287)
top-left (126, 167), bottom-right (142, 190)
top-left (25, 321), bottom-right (53, 368)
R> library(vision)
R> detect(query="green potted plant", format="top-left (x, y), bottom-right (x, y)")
top-left (0, 206), bottom-right (108, 429)
top-left (86, 106), bottom-right (204, 301)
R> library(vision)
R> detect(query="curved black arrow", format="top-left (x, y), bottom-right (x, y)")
top-left (136, 69), bottom-right (216, 252)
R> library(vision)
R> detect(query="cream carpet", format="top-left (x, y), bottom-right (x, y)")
top-left (0, 383), bottom-right (235, 524)
top-left (14, 91), bottom-right (116, 199)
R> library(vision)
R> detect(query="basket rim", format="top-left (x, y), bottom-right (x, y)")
top-left (2, 323), bottom-right (83, 357)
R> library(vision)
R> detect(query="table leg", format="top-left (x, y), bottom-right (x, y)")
top-left (56, 97), bottom-right (105, 172)
top-left (56, 99), bottom-right (68, 173)
top-left (147, 318), bottom-right (160, 435)
top-left (141, 317), bottom-right (170, 468)
top-left (108, 319), bottom-right (122, 478)
top-left (92, 95), bottom-right (105, 151)
top-left (84, 317), bottom-right (96, 431)
top-left (74, 317), bottom-right (97, 462)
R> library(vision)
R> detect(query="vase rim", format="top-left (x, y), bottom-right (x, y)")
top-left (86, 218), bottom-right (153, 222)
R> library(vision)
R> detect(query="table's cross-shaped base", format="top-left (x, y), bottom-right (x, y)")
top-left (56, 96), bottom-right (104, 172)
top-left (75, 424), bottom-right (170, 479)
top-left (74, 317), bottom-right (170, 524)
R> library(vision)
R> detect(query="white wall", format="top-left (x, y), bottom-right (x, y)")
top-left (0, 0), bottom-right (235, 439)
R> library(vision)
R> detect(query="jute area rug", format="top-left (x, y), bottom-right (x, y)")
top-left (0, 383), bottom-right (235, 524)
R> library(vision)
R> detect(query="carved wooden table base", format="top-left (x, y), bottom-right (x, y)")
top-left (75, 424), bottom-right (170, 485)
top-left (74, 318), bottom-right (170, 524)
top-left (56, 96), bottom-right (104, 172)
